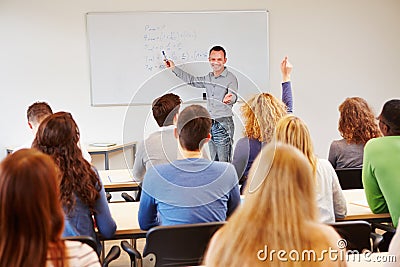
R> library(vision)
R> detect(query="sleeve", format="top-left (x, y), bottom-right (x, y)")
top-left (331, 167), bottom-right (347, 218)
top-left (231, 138), bottom-right (249, 181)
top-left (132, 140), bottom-right (146, 182)
top-left (362, 142), bottom-right (389, 214)
top-left (138, 190), bottom-right (160, 230)
top-left (93, 171), bottom-right (117, 238)
top-left (138, 172), bottom-right (160, 230)
top-left (328, 141), bottom-right (338, 169)
top-left (226, 166), bottom-right (241, 217)
top-left (172, 66), bottom-right (207, 88)
top-left (281, 81), bottom-right (293, 113)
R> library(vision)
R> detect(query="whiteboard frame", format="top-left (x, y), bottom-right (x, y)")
top-left (86, 10), bottom-right (269, 106)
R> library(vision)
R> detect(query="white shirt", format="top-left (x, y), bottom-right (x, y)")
top-left (316, 159), bottom-right (347, 223)
top-left (46, 240), bottom-right (100, 267)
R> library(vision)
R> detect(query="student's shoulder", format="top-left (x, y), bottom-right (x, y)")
top-left (330, 139), bottom-right (346, 148)
top-left (318, 158), bottom-right (335, 170)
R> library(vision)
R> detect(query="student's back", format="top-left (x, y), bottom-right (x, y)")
top-left (275, 115), bottom-right (347, 223)
top-left (0, 149), bottom-right (100, 267)
top-left (139, 158), bottom-right (238, 229)
top-left (204, 143), bottom-right (346, 267)
top-left (138, 105), bottom-right (240, 230)
top-left (32, 112), bottom-right (116, 254)
top-left (328, 97), bottom-right (381, 168)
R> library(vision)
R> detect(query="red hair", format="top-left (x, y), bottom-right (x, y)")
top-left (0, 149), bottom-right (66, 267)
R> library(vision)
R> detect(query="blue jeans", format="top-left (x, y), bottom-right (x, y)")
top-left (209, 117), bottom-right (234, 162)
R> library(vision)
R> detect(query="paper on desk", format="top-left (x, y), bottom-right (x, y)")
top-left (350, 199), bottom-right (369, 207)
top-left (108, 174), bottom-right (135, 183)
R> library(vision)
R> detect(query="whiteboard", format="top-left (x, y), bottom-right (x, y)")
top-left (86, 11), bottom-right (269, 106)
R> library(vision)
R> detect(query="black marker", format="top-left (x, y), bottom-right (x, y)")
top-left (162, 50), bottom-right (170, 67)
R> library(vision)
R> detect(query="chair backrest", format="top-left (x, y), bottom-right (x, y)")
top-left (142, 222), bottom-right (225, 267)
top-left (63, 235), bottom-right (98, 256)
top-left (329, 220), bottom-right (371, 252)
top-left (335, 168), bottom-right (363, 190)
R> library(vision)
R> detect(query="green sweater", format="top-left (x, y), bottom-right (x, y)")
top-left (362, 136), bottom-right (400, 227)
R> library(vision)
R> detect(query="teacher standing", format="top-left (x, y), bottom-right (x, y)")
top-left (164, 45), bottom-right (238, 162)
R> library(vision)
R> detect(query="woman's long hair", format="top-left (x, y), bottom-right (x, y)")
top-left (338, 97), bottom-right (382, 144)
top-left (242, 93), bottom-right (287, 143)
top-left (0, 149), bottom-right (67, 267)
top-left (205, 143), bottom-right (329, 266)
top-left (275, 115), bottom-right (318, 176)
top-left (32, 112), bottom-right (100, 213)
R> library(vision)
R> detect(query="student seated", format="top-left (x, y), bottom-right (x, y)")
top-left (363, 99), bottom-right (400, 250)
top-left (275, 115), bottom-right (347, 223)
top-left (32, 112), bottom-right (116, 254)
top-left (133, 93), bottom-right (182, 182)
top-left (232, 56), bottom-right (293, 193)
top-left (0, 149), bottom-right (100, 266)
top-left (138, 104), bottom-right (240, 230)
top-left (14, 101), bottom-right (92, 162)
top-left (328, 97), bottom-right (381, 168)
top-left (204, 143), bottom-right (346, 267)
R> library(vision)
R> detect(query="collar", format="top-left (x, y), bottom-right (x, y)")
top-left (211, 67), bottom-right (228, 78)
top-left (158, 124), bottom-right (176, 131)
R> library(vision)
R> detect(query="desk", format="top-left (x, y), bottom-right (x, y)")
top-left (88, 142), bottom-right (136, 170)
top-left (100, 201), bottom-right (145, 240)
top-left (339, 189), bottom-right (391, 222)
top-left (99, 169), bottom-right (140, 193)
top-left (6, 142), bottom-right (137, 170)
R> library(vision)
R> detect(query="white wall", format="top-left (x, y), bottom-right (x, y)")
top-left (1, 0), bottom-right (399, 168)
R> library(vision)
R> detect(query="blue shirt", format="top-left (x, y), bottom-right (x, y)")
top-left (138, 158), bottom-right (240, 230)
top-left (62, 169), bottom-right (116, 254)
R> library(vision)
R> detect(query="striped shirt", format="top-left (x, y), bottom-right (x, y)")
top-left (46, 241), bottom-right (100, 267)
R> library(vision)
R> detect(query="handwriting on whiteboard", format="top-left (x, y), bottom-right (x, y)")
top-left (143, 24), bottom-right (208, 72)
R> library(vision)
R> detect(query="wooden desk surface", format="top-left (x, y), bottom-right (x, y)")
top-left (339, 189), bottom-right (391, 221)
top-left (104, 189), bottom-right (390, 241)
top-left (99, 169), bottom-right (140, 192)
top-left (108, 201), bottom-right (145, 238)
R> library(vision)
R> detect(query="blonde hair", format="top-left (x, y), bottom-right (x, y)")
top-left (242, 93), bottom-right (287, 143)
top-left (204, 143), bottom-right (331, 266)
top-left (275, 115), bottom-right (318, 176)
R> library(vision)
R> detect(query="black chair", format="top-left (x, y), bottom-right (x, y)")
top-left (121, 192), bottom-right (136, 202)
top-left (335, 168), bottom-right (363, 190)
top-left (329, 220), bottom-right (382, 252)
top-left (121, 222), bottom-right (225, 267)
top-left (64, 236), bottom-right (121, 267)
top-left (106, 192), bottom-right (112, 202)
top-left (371, 222), bottom-right (396, 252)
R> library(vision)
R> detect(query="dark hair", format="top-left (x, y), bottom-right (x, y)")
top-left (177, 105), bottom-right (211, 151)
top-left (152, 93), bottom-right (182, 127)
top-left (379, 99), bottom-right (400, 135)
top-left (0, 149), bottom-right (66, 267)
top-left (32, 112), bottom-right (100, 213)
top-left (27, 101), bottom-right (53, 124)
top-left (209, 45), bottom-right (226, 58)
